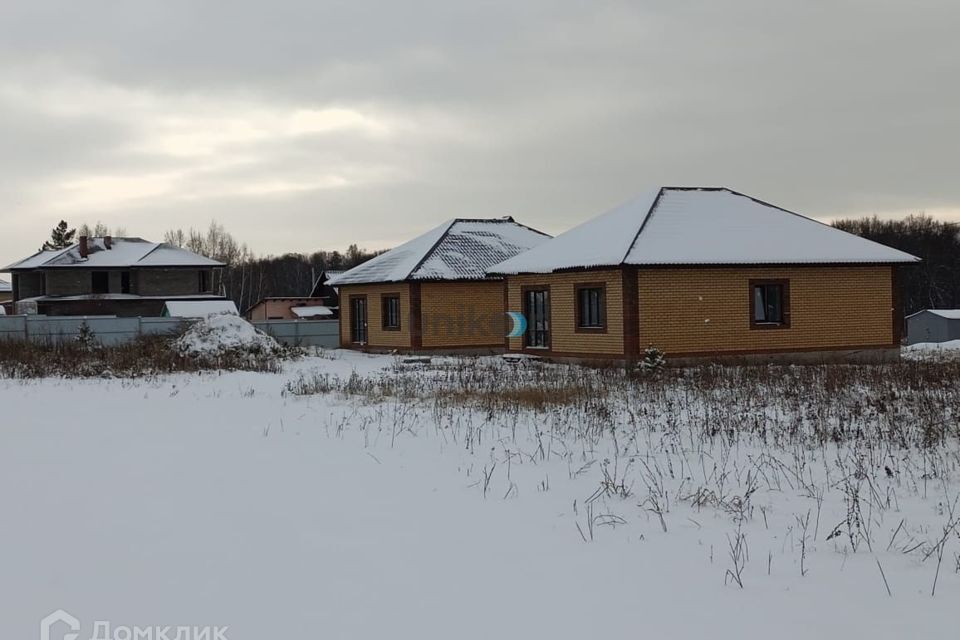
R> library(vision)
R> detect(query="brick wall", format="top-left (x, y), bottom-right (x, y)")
top-left (13, 273), bottom-right (44, 299)
top-left (339, 284), bottom-right (412, 348)
top-left (45, 270), bottom-right (93, 296)
top-left (421, 281), bottom-right (505, 347)
top-left (637, 265), bottom-right (894, 355)
top-left (137, 269), bottom-right (203, 296)
top-left (505, 270), bottom-right (625, 355)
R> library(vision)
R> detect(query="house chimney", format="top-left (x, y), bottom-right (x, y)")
top-left (79, 235), bottom-right (89, 258)
top-left (104, 235), bottom-right (112, 250)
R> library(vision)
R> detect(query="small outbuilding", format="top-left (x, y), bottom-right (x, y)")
top-left (162, 300), bottom-right (239, 318)
top-left (245, 297), bottom-right (335, 321)
top-left (905, 310), bottom-right (960, 345)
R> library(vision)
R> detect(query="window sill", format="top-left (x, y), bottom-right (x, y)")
top-left (750, 322), bottom-right (790, 330)
top-left (575, 325), bottom-right (607, 334)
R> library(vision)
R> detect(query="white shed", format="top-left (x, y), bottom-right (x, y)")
top-left (162, 300), bottom-right (239, 318)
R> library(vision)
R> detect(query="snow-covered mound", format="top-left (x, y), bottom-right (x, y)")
top-left (903, 339), bottom-right (960, 361)
top-left (176, 313), bottom-right (283, 359)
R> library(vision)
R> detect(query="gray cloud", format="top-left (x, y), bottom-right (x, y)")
top-left (1, 0), bottom-right (959, 264)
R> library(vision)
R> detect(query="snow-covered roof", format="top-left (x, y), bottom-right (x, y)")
top-left (906, 309), bottom-right (960, 320)
top-left (328, 218), bottom-right (550, 285)
top-left (489, 187), bottom-right (920, 274)
top-left (0, 279), bottom-right (10, 292)
top-left (163, 300), bottom-right (238, 318)
top-left (291, 305), bottom-right (334, 318)
top-left (3, 237), bottom-right (223, 271)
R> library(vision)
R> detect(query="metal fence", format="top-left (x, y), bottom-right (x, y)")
top-left (251, 319), bottom-right (339, 348)
top-left (0, 315), bottom-right (340, 349)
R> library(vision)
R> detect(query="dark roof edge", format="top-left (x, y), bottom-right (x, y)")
top-left (491, 259), bottom-right (919, 276)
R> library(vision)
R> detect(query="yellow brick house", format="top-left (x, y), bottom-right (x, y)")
top-left (488, 187), bottom-right (919, 363)
top-left (329, 218), bottom-right (550, 352)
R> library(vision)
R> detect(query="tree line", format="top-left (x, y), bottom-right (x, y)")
top-left (832, 214), bottom-right (960, 314)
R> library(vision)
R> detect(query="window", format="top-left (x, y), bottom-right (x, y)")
top-left (91, 271), bottom-right (109, 294)
top-left (351, 296), bottom-right (368, 343)
top-left (523, 288), bottom-right (550, 348)
top-left (199, 270), bottom-right (210, 292)
top-left (750, 280), bottom-right (790, 328)
top-left (382, 295), bottom-right (401, 330)
top-left (576, 284), bottom-right (606, 331)
top-left (121, 271), bottom-right (131, 294)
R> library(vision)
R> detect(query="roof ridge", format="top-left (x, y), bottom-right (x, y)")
top-left (450, 216), bottom-right (552, 239)
top-left (405, 218), bottom-right (459, 280)
top-left (136, 241), bottom-right (166, 264)
top-left (620, 187), bottom-right (666, 265)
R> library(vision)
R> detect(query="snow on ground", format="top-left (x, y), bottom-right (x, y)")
top-left (903, 339), bottom-right (960, 360)
top-left (0, 351), bottom-right (957, 639)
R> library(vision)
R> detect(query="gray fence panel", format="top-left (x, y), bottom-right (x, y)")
top-left (253, 319), bottom-right (339, 348)
top-left (0, 315), bottom-right (339, 348)
top-left (140, 317), bottom-right (195, 336)
top-left (0, 315), bottom-right (197, 346)
top-left (27, 317), bottom-right (140, 346)
top-left (0, 316), bottom-right (27, 341)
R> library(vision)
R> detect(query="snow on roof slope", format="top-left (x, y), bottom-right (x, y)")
top-left (328, 218), bottom-right (550, 285)
top-left (291, 305), bottom-right (334, 318)
top-left (3, 237), bottom-right (223, 270)
top-left (163, 300), bottom-right (238, 318)
top-left (487, 190), bottom-right (661, 274)
top-left (906, 309), bottom-right (960, 320)
top-left (490, 187), bottom-right (919, 274)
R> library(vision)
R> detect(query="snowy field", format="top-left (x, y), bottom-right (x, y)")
top-left (2, 349), bottom-right (959, 639)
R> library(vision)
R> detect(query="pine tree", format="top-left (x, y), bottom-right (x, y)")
top-left (42, 220), bottom-right (77, 251)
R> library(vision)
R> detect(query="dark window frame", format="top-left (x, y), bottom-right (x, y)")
top-left (121, 271), bottom-right (131, 294)
top-left (350, 295), bottom-right (368, 343)
top-left (91, 271), bottom-right (109, 294)
top-left (521, 285), bottom-right (551, 350)
top-left (199, 270), bottom-right (210, 293)
top-left (749, 279), bottom-right (791, 329)
top-left (574, 282), bottom-right (607, 333)
top-left (381, 294), bottom-right (401, 331)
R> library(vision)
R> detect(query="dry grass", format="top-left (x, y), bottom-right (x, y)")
top-left (288, 358), bottom-right (960, 448)
top-left (0, 336), bottom-right (284, 378)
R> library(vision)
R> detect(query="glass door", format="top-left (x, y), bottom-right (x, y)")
top-left (351, 296), bottom-right (368, 343)
top-left (524, 289), bottom-right (550, 348)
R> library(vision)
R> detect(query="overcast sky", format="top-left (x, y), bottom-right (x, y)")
top-left (1, 0), bottom-right (958, 264)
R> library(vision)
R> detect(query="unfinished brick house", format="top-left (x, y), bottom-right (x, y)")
top-left (2, 236), bottom-right (226, 316)
top-left (488, 187), bottom-right (919, 363)
top-left (329, 218), bottom-right (550, 352)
